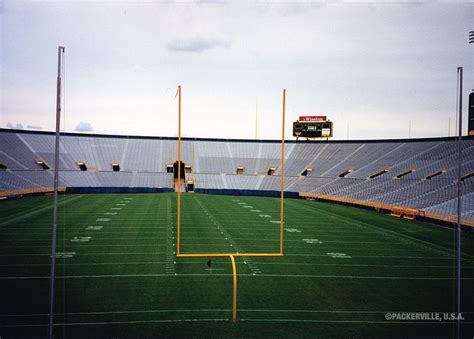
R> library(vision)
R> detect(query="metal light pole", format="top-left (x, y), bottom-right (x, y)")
top-left (48, 45), bottom-right (65, 339)
top-left (455, 66), bottom-right (462, 339)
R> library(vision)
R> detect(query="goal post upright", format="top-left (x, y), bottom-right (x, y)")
top-left (280, 89), bottom-right (286, 255)
top-left (177, 84), bottom-right (182, 256)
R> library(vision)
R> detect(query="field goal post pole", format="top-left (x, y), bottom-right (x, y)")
top-left (48, 45), bottom-right (65, 339)
top-left (229, 255), bottom-right (237, 321)
top-left (174, 87), bottom-right (286, 322)
top-left (280, 89), bottom-right (286, 255)
top-left (177, 85), bottom-right (181, 255)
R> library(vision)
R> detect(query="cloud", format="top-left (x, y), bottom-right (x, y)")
top-left (26, 125), bottom-right (42, 130)
top-left (74, 121), bottom-right (94, 132)
top-left (6, 123), bottom-right (23, 129)
top-left (132, 64), bottom-right (145, 73)
top-left (167, 37), bottom-right (230, 53)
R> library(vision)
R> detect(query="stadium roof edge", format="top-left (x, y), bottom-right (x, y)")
top-left (0, 128), bottom-right (472, 144)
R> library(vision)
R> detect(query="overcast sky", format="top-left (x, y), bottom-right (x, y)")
top-left (1, 0), bottom-right (473, 140)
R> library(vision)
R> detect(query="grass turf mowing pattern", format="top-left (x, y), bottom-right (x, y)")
top-left (0, 192), bottom-right (473, 338)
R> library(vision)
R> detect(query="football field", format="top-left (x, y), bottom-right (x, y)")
top-left (1, 193), bottom-right (473, 338)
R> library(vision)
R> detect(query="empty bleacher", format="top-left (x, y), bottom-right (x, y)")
top-left (0, 128), bottom-right (472, 225)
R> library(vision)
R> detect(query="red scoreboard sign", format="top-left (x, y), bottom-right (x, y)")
top-left (299, 116), bottom-right (327, 122)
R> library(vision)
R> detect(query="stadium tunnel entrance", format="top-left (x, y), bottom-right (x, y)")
top-left (173, 161), bottom-right (186, 192)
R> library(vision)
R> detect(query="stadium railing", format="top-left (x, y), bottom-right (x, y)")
top-left (0, 186), bottom-right (66, 198)
top-left (299, 191), bottom-right (474, 228)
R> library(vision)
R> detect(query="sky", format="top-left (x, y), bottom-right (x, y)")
top-left (0, 0), bottom-right (473, 140)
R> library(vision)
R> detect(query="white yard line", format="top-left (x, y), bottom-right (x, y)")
top-left (4, 308), bottom-right (472, 318)
top-left (240, 319), bottom-right (472, 324)
top-left (0, 251), bottom-right (167, 257)
top-left (0, 195), bottom-right (84, 227)
top-left (2, 261), bottom-right (469, 269)
top-left (1, 273), bottom-right (472, 280)
top-left (165, 197), bottom-right (176, 275)
top-left (3, 318), bottom-right (230, 328)
top-left (288, 200), bottom-right (474, 261)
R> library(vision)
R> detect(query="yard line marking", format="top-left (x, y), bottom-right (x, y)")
top-left (54, 252), bottom-right (75, 259)
top-left (240, 319), bottom-right (472, 324)
top-left (284, 254), bottom-right (455, 259)
top-left (0, 240), bottom-right (413, 248)
top-left (0, 199), bottom-right (54, 221)
top-left (0, 261), bottom-right (174, 267)
top-left (2, 274), bottom-right (472, 280)
top-left (1, 228), bottom-right (168, 234)
top-left (205, 226), bottom-right (378, 232)
top-left (251, 262), bottom-right (470, 269)
top-left (191, 197), bottom-right (244, 259)
top-left (183, 199), bottom-right (264, 276)
top-left (3, 309), bottom-right (473, 317)
top-left (0, 195), bottom-right (84, 227)
top-left (243, 274), bottom-right (474, 280)
top-left (179, 237), bottom-right (291, 242)
top-left (0, 232), bottom-right (168, 237)
top-left (286, 199), bottom-right (474, 262)
top-left (1, 244), bottom-right (167, 248)
top-left (165, 197), bottom-right (176, 275)
top-left (0, 260), bottom-right (365, 267)
top-left (285, 228), bottom-right (301, 233)
top-left (3, 319), bottom-right (229, 328)
top-left (303, 239), bottom-right (323, 244)
top-left (314, 240), bottom-right (406, 244)
top-left (0, 252), bottom-right (167, 257)
top-left (327, 252), bottom-right (351, 259)
top-left (241, 309), bottom-right (474, 314)
top-left (70, 236), bottom-right (91, 243)
top-left (85, 226), bottom-right (103, 231)
top-left (0, 253), bottom-right (458, 260)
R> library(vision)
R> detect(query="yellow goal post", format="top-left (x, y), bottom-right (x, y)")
top-left (174, 86), bottom-right (287, 321)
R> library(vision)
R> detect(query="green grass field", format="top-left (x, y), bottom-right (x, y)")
top-left (1, 192), bottom-right (473, 338)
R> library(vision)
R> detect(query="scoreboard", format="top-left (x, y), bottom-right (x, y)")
top-left (293, 116), bottom-right (333, 139)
